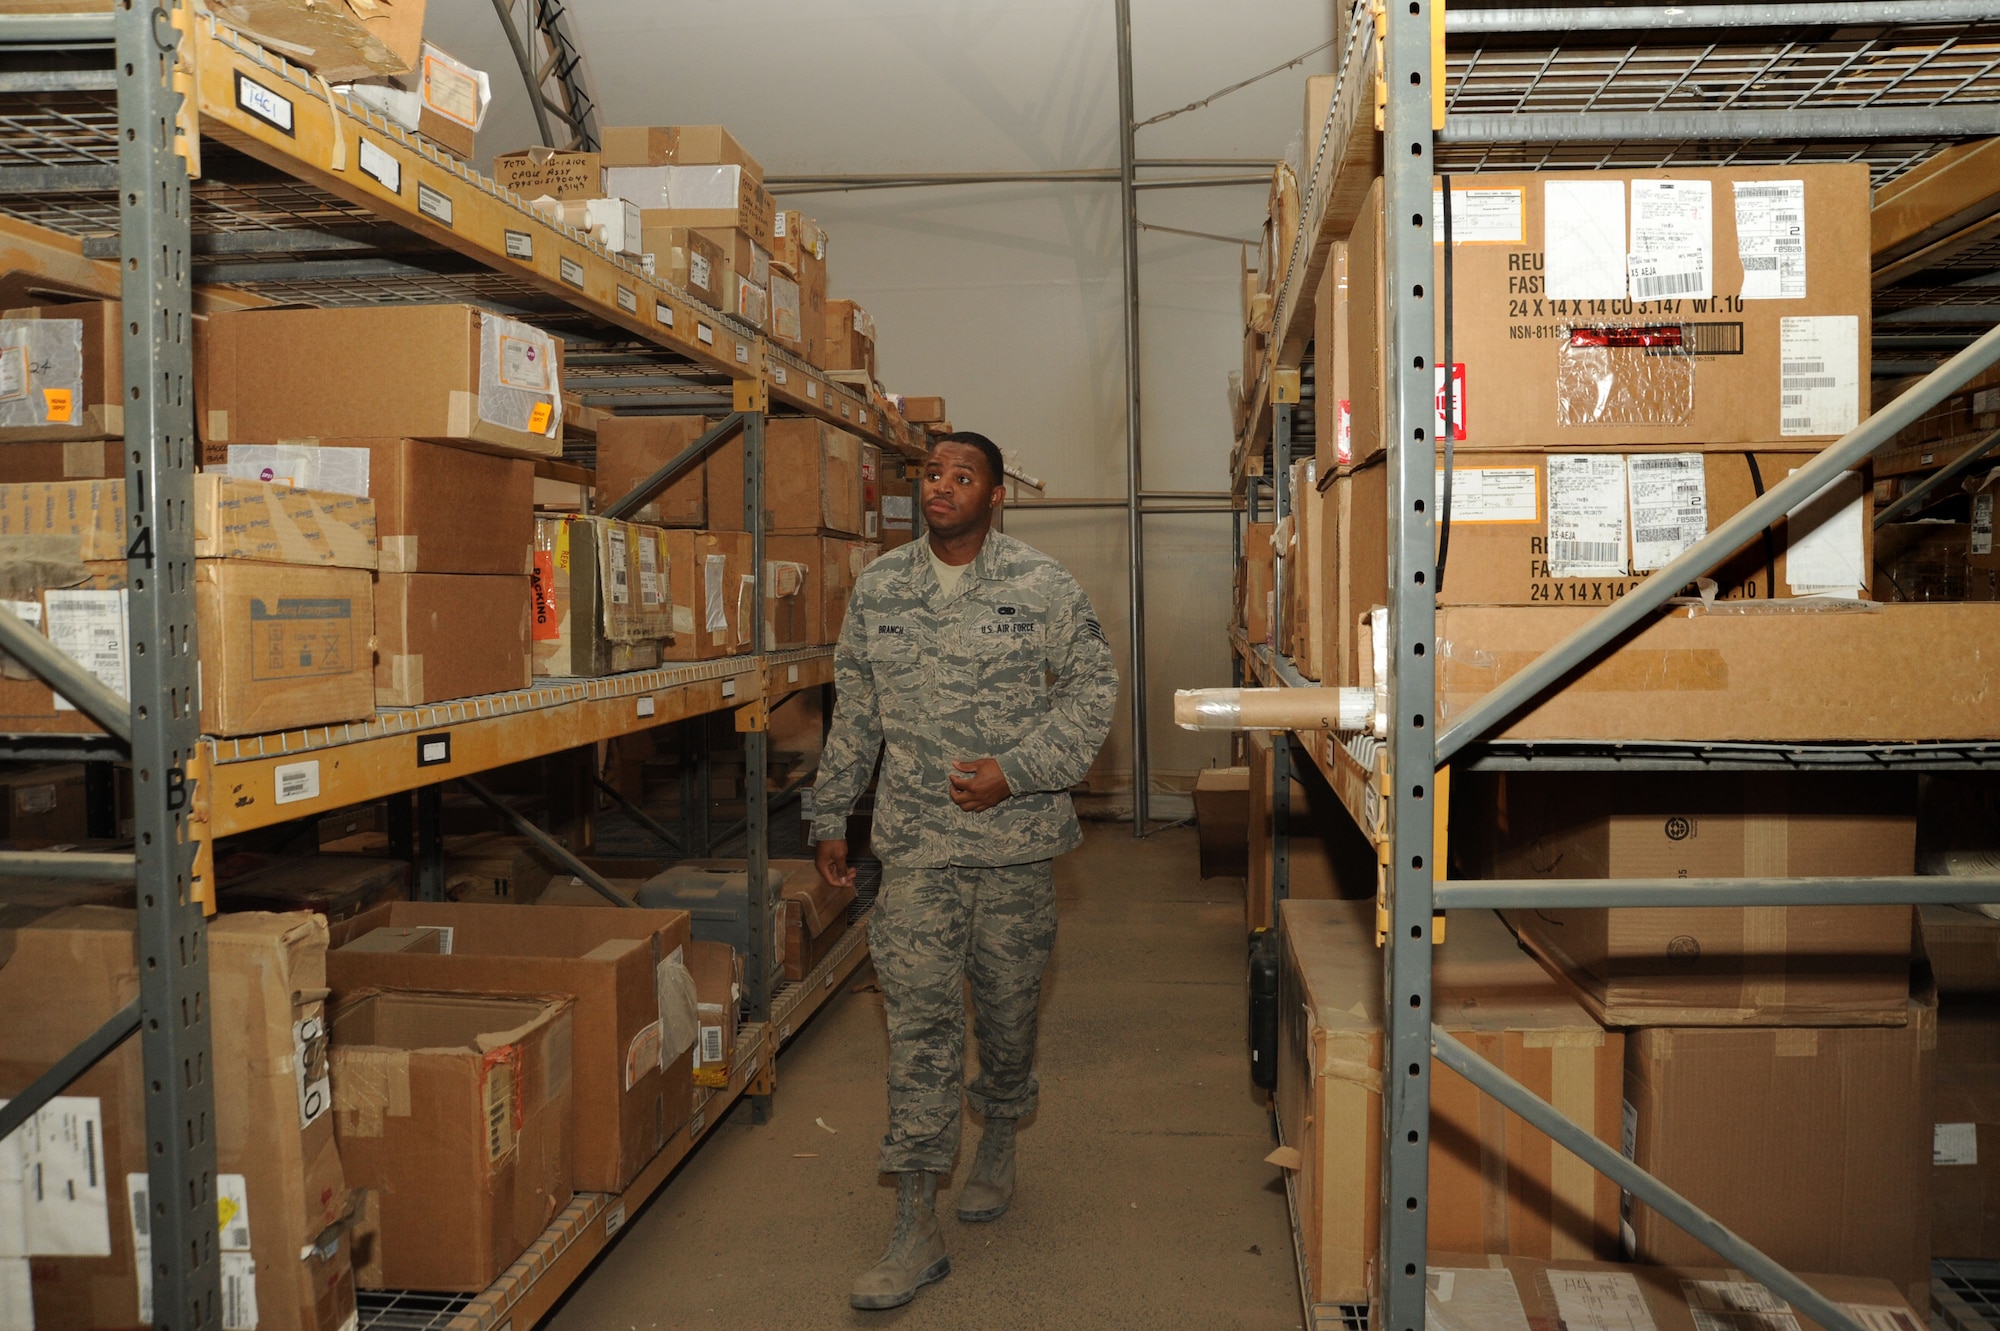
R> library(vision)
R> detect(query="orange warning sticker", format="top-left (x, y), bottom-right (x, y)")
top-left (527, 400), bottom-right (553, 434)
top-left (42, 388), bottom-right (73, 422)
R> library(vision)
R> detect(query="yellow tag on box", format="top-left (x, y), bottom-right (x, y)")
top-left (42, 388), bottom-right (73, 422)
top-left (528, 401), bottom-right (553, 434)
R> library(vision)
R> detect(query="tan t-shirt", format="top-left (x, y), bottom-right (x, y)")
top-left (928, 541), bottom-right (969, 598)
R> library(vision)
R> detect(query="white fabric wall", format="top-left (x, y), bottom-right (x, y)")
top-left (431, 1), bottom-right (1336, 800)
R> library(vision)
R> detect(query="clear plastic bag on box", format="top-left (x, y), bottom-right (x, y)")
top-left (0, 318), bottom-right (83, 429)
top-left (478, 312), bottom-right (561, 439)
top-left (1554, 322), bottom-right (1699, 427)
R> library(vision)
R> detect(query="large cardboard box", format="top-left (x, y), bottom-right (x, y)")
top-left (1192, 766), bottom-right (1251, 879)
top-left (331, 991), bottom-right (574, 1291)
top-left (763, 534), bottom-right (819, 651)
top-left (203, 305), bottom-right (565, 458)
top-left (492, 146), bottom-right (602, 200)
top-left (1432, 602), bottom-right (2000, 742)
top-left (819, 537), bottom-right (875, 644)
top-left (1625, 1008), bottom-right (1935, 1307)
top-left (1475, 772), bottom-right (1916, 1026)
top-left (443, 832), bottom-right (560, 905)
top-left (0, 439), bottom-right (121, 482)
top-left (1349, 450), bottom-right (1872, 607)
top-left (1428, 1255), bottom-right (1925, 1331)
top-left (773, 212), bottom-right (829, 364)
top-left (707, 417), bottom-right (864, 536)
top-left (660, 529), bottom-right (753, 659)
top-left (208, 0), bottom-right (423, 80)
top-left (1347, 164), bottom-right (1872, 462)
top-left (1277, 901), bottom-right (1625, 1304)
top-left (327, 901), bottom-right (695, 1194)
top-left (594, 414), bottom-right (710, 526)
top-left (0, 762), bottom-right (87, 846)
top-left (614, 165), bottom-right (776, 250)
top-left (643, 225), bottom-right (726, 309)
top-left (0, 301), bottom-right (123, 442)
top-left (1923, 906), bottom-right (2000, 994)
top-left (193, 473), bottom-right (379, 568)
top-left (1313, 243), bottom-right (1351, 472)
top-left (220, 854), bottom-right (408, 920)
top-left (1237, 521), bottom-right (1276, 645)
top-left (338, 438), bottom-right (534, 574)
top-left (602, 124), bottom-right (764, 180)
top-left (1246, 730), bottom-right (1346, 929)
top-left (689, 938), bottom-right (743, 1086)
top-left (694, 226), bottom-right (771, 329)
top-left (1935, 1003), bottom-right (2000, 1258)
top-left (198, 561), bottom-right (378, 736)
top-left (824, 300), bottom-right (877, 378)
top-left (531, 516), bottom-right (671, 677)
top-left (374, 573), bottom-right (532, 706)
top-left (0, 908), bottom-right (358, 1331)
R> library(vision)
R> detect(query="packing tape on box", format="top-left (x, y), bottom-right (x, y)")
top-left (1478, 1081), bottom-right (1511, 1252)
top-left (1741, 906), bottom-right (1789, 1019)
top-left (332, 1048), bottom-right (410, 1137)
top-left (379, 536), bottom-right (418, 573)
top-left (1548, 1043), bottom-right (1599, 1260)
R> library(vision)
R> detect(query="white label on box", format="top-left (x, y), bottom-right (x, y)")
top-left (689, 251), bottom-right (711, 290)
top-left (221, 1250), bottom-right (258, 1330)
top-left (235, 73), bottom-right (294, 133)
top-left (607, 525), bottom-right (630, 605)
top-left (1734, 179), bottom-right (1806, 299)
top-left (1336, 399), bottom-right (1352, 466)
top-left (1785, 467), bottom-right (1865, 597)
top-left (1626, 453), bottom-right (1708, 572)
top-left (422, 51), bottom-right (483, 127)
top-left (807, 380), bottom-right (819, 400)
top-left (129, 1174), bottom-right (258, 1328)
top-left (273, 759), bottom-right (320, 805)
top-left (1936, 1121), bottom-right (1979, 1165)
top-left (484, 1061), bottom-right (515, 1161)
top-left (1974, 493), bottom-right (1994, 556)
top-left (417, 182), bottom-right (453, 227)
top-left (225, 443), bottom-right (370, 497)
top-left (1544, 180), bottom-right (1628, 300)
top-left (13, 784), bottom-right (53, 815)
top-left (1437, 466), bottom-right (1538, 523)
top-left (617, 285), bottom-right (637, 314)
top-left (1628, 178), bottom-right (1713, 301)
top-left (1779, 316), bottom-right (1859, 436)
top-left (559, 255), bottom-right (585, 289)
top-left (1546, 455), bottom-right (1630, 577)
top-left (1425, 1268), bottom-right (1530, 1331)
top-left (1843, 1307), bottom-right (1924, 1331)
top-left (0, 1256), bottom-right (30, 1331)
top-left (358, 137), bottom-right (400, 195)
top-left (636, 695), bottom-right (655, 718)
top-left (1682, 1282), bottom-right (1799, 1331)
top-left (801, 788), bottom-right (815, 818)
top-left (1434, 364), bottom-right (1466, 441)
top-left (0, 347), bottom-right (23, 402)
top-left (498, 335), bottom-right (551, 392)
top-left (504, 229), bottom-right (533, 260)
top-left (293, 1015), bottom-right (330, 1127)
top-left (639, 534), bottom-right (662, 605)
top-left (699, 1025), bottom-right (724, 1065)
top-left (1433, 187), bottom-right (1524, 243)
top-left (216, 1174), bottom-right (251, 1251)
top-left (1, 600), bottom-right (37, 632)
top-left (44, 588), bottom-right (128, 709)
top-left (703, 554), bottom-right (728, 632)
top-left (1549, 1271), bottom-right (1656, 1331)
top-left (0, 1096), bottom-right (110, 1258)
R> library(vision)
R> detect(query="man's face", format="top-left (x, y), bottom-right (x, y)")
top-left (921, 442), bottom-right (1002, 540)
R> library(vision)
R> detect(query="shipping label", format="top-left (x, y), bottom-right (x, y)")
top-left (1784, 467), bottom-right (1865, 597)
top-left (1549, 1271), bottom-right (1656, 1331)
top-left (1936, 1121), bottom-right (1979, 1166)
top-left (638, 535), bottom-right (662, 606)
top-left (422, 53), bottom-right (482, 128)
top-left (1434, 187), bottom-right (1524, 243)
top-left (0, 1096), bottom-right (111, 1258)
top-left (44, 589), bottom-right (128, 707)
top-left (606, 525), bottom-right (630, 606)
top-left (0, 346), bottom-right (24, 401)
top-left (1975, 492), bottom-right (1994, 556)
top-left (1779, 316), bottom-right (1859, 436)
top-left (703, 554), bottom-right (729, 633)
top-left (1626, 453), bottom-right (1708, 571)
top-left (248, 597), bottom-right (356, 681)
top-left (1628, 178), bottom-right (1713, 302)
top-left (1681, 1282), bottom-right (1799, 1331)
top-left (129, 1173), bottom-right (258, 1329)
top-left (1545, 455), bottom-right (1630, 577)
top-left (1733, 180), bottom-right (1806, 299)
top-left (1844, 1307), bottom-right (1926, 1331)
top-left (1425, 1267), bottom-right (1530, 1331)
top-left (1438, 466), bottom-right (1537, 523)
top-left (483, 1058), bottom-right (516, 1162)
top-left (1544, 180), bottom-right (1629, 301)
top-left (1336, 400), bottom-right (1352, 466)
top-left (498, 335), bottom-right (551, 393)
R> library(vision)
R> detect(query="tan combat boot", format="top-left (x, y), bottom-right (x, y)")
top-left (849, 1172), bottom-right (950, 1310)
top-left (955, 1118), bottom-right (1015, 1222)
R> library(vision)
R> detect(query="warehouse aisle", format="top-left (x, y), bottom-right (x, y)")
top-left (546, 822), bottom-right (1301, 1331)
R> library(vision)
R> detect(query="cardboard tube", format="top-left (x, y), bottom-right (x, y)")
top-left (1173, 687), bottom-right (1373, 731)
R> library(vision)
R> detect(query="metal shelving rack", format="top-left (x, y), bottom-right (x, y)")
top-left (0, 8), bottom-right (924, 1328)
top-left (1231, 2), bottom-right (2000, 1328)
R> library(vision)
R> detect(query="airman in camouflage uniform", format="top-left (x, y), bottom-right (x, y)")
top-left (813, 432), bottom-right (1117, 1311)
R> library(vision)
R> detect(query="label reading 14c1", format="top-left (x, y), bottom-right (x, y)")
top-left (236, 73), bottom-right (295, 134)
top-left (559, 255), bottom-right (585, 288)
top-left (417, 182), bottom-right (453, 227)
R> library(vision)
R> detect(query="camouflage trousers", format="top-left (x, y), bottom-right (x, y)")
top-left (872, 860), bottom-right (1057, 1175)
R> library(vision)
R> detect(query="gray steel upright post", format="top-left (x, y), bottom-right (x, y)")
top-left (1114, 0), bottom-right (1149, 835)
top-left (121, 3), bottom-right (219, 1326)
top-left (1379, 0), bottom-right (1439, 1319)
top-left (743, 410), bottom-right (772, 1023)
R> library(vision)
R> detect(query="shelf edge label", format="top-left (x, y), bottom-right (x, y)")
top-left (357, 137), bottom-right (399, 194)
top-left (503, 229), bottom-right (533, 260)
top-left (417, 182), bottom-right (453, 228)
top-left (697, 322), bottom-right (714, 346)
top-left (655, 303), bottom-right (675, 329)
top-left (616, 285), bottom-right (637, 314)
top-left (236, 73), bottom-right (296, 135)
top-left (559, 255), bottom-right (585, 289)
top-left (734, 343), bottom-right (749, 364)
top-left (273, 760), bottom-right (320, 805)
top-left (416, 732), bottom-right (452, 767)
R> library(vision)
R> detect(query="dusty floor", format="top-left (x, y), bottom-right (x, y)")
top-left (545, 822), bottom-right (1302, 1331)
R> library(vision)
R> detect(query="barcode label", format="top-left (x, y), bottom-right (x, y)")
top-left (273, 760), bottom-right (320, 805)
top-left (1630, 265), bottom-right (1705, 300)
top-left (484, 1060), bottom-right (516, 1162)
top-left (700, 1025), bottom-right (724, 1064)
top-left (221, 1251), bottom-right (258, 1330)
top-left (1546, 454), bottom-right (1631, 577)
top-left (1735, 180), bottom-right (1806, 300)
top-left (1550, 539), bottom-right (1624, 565)
top-left (1779, 317), bottom-right (1858, 436)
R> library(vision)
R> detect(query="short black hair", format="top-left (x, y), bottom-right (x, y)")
top-left (931, 431), bottom-right (1006, 490)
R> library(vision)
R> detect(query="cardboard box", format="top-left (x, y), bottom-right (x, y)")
top-left (530, 196), bottom-right (642, 256)
top-left (778, 859), bottom-right (856, 982)
top-left (859, 443), bottom-right (882, 542)
top-left (198, 560), bottom-right (377, 736)
top-left (0, 301), bottom-right (123, 442)
top-left (617, 165), bottom-right (776, 250)
top-left (0, 762), bottom-right (87, 846)
top-left (327, 900), bottom-right (695, 1193)
top-left (772, 212), bottom-right (828, 365)
top-left (1625, 1008), bottom-right (1935, 1307)
top-left (1474, 772), bottom-right (1917, 1026)
top-left (194, 472), bottom-right (379, 568)
top-left (208, 0), bottom-right (423, 81)
top-left (492, 146), bottom-right (603, 200)
top-left (1192, 766), bottom-right (1250, 879)
top-left (0, 907), bottom-right (358, 1331)
top-left (374, 573), bottom-right (531, 706)
top-left (825, 299), bottom-right (877, 378)
top-left (660, 529), bottom-right (752, 659)
top-left (1432, 602), bottom-right (2000, 742)
top-left (602, 124), bottom-right (764, 180)
top-left (332, 991), bottom-right (572, 1291)
top-left (819, 538), bottom-right (875, 644)
top-left (594, 414), bottom-right (709, 526)
top-left (532, 516), bottom-right (671, 677)
top-left (203, 305), bottom-right (565, 458)
top-left (1935, 1004), bottom-right (2000, 1258)
top-left (1238, 521), bottom-right (1276, 645)
top-left (219, 854), bottom-right (408, 920)
top-left (707, 417), bottom-right (864, 536)
top-left (762, 534), bottom-right (818, 651)
top-left (0, 439), bottom-right (121, 482)
top-left (1428, 1255), bottom-right (1925, 1331)
top-left (1347, 165), bottom-right (1872, 462)
top-left (1923, 906), bottom-right (2000, 994)
top-left (1276, 901), bottom-right (1625, 1304)
top-left (306, 437), bottom-right (535, 574)
top-left (688, 938), bottom-right (742, 1084)
top-left (643, 224), bottom-right (726, 308)
top-left (1874, 520), bottom-right (1999, 602)
top-left (1350, 450), bottom-right (1874, 607)
top-left (1246, 730), bottom-right (1352, 929)
top-left (1314, 243), bottom-right (1352, 472)
top-left (444, 832), bottom-right (560, 905)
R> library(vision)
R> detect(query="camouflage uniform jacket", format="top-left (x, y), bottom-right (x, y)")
top-left (810, 531), bottom-right (1118, 868)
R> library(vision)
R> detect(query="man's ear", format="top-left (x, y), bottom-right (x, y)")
top-left (988, 485), bottom-right (1006, 511)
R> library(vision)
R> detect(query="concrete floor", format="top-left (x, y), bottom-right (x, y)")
top-left (546, 822), bottom-right (1303, 1331)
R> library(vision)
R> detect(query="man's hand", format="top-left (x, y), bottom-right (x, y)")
top-left (816, 838), bottom-right (856, 888)
top-left (948, 758), bottom-right (1011, 813)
